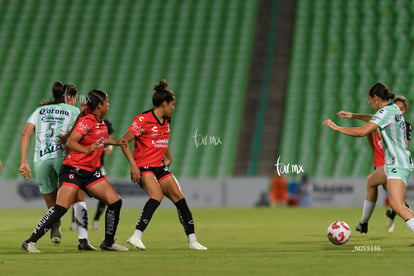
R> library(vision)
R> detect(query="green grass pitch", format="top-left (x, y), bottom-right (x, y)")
top-left (1, 207), bottom-right (413, 275)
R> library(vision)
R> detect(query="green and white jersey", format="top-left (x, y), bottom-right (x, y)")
top-left (370, 103), bottom-right (413, 168)
top-left (27, 103), bottom-right (80, 163)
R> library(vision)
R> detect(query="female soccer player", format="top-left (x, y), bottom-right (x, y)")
top-left (334, 95), bottom-right (411, 234)
top-left (22, 89), bottom-right (128, 253)
top-left (70, 118), bottom-right (114, 232)
top-left (92, 118), bottom-right (115, 230)
top-left (324, 83), bottom-right (414, 237)
top-left (19, 81), bottom-right (93, 249)
top-left (119, 79), bottom-right (207, 250)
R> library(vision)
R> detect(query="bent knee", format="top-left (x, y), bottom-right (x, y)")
top-left (153, 194), bottom-right (164, 202)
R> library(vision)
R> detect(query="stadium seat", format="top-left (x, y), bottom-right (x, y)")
top-left (0, 0), bottom-right (257, 179)
top-left (280, 0), bottom-right (414, 177)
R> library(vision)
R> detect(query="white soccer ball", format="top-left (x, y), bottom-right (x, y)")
top-left (327, 221), bottom-right (351, 245)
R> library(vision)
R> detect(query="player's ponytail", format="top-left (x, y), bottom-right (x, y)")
top-left (40, 81), bottom-right (64, 106)
top-left (152, 79), bottom-right (175, 107)
top-left (41, 82), bottom-right (78, 106)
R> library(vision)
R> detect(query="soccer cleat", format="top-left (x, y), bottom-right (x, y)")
top-left (22, 241), bottom-right (40, 253)
top-left (78, 239), bottom-right (97, 251)
top-left (50, 221), bottom-right (62, 245)
top-left (386, 219), bottom-right (395, 233)
top-left (188, 241), bottom-right (208, 250)
top-left (100, 241), bottom-right (129, 252)
top-left (385, 209), bottom-right (396, 233)
top-left (93, 220), bottom-right (100, 231)
top-left (127, 236), bottom-right (146, 250)
top-left (355, 222), bottom-right (368, 233)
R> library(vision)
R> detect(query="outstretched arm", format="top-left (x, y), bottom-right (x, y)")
top-left (103, 134), bottom-right (119, 147)
top-left (323, 119), bottom-right (378, 137)
top-left (337, 111), bottom-right (374, 122)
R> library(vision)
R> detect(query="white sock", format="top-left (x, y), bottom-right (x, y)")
top-left (133, 230), bottom-right (143, 239)
top-left (360, 200), bottom-right (376, 224)
top-left (73, 201), bottom-right (88, 240)
top-left (405, 218), bottom-right (414, 232)
top-left (188, 233), bottom-right (197, 243)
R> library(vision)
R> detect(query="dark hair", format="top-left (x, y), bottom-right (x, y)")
top-left (63, 84), bottom-right (78, 98)
top-left (368, 82), bottom-right (395, 101)
top-left (393, 95), bottom-right (409, 110)
top-left (84, 89), bottom-right (107, 112)
top-left (59, 89), bottom-right (107, 149)
top-left (40, 81), bottom-right (78, 106)
top-left (152, 79), bottom-right (175, 107)
top-left (40, 81), bottom-right (63, 105)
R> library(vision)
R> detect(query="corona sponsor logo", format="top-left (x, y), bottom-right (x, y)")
top-left (40, 108), bottom-right (70, 116)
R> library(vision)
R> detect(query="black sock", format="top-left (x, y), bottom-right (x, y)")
top-left (136, 198), bottom-right (160, 232)
top-left (94, 200), bottom-right (106, 221)
top-left (390, 209), bottom-right (397, 219)
top-left (27, 205), bottom-right (67, 243)
top-left (175, 198), bottom-right (195, 235)
top-left (104, 199), bottom-right (122, 245)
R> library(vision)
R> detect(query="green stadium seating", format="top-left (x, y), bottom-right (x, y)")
top-left (281, 0), bottom-right (414, 177)
top-left (0, 0), bottom-right (257, 179)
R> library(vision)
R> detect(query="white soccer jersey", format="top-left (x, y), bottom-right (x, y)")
top-left (370, 103), bottom-right (413, 168)
top-left (27, 103), bottom-right (80, 162)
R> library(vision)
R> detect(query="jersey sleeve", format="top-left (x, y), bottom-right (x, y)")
top-left (27, 109), bottom-right (38, 125)
top-left (74, 116), bottom-right (93, 135)
top-left (128, 115), bottom-right (145, 137)
top-left (370, 108), bottom-right (391, 128)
